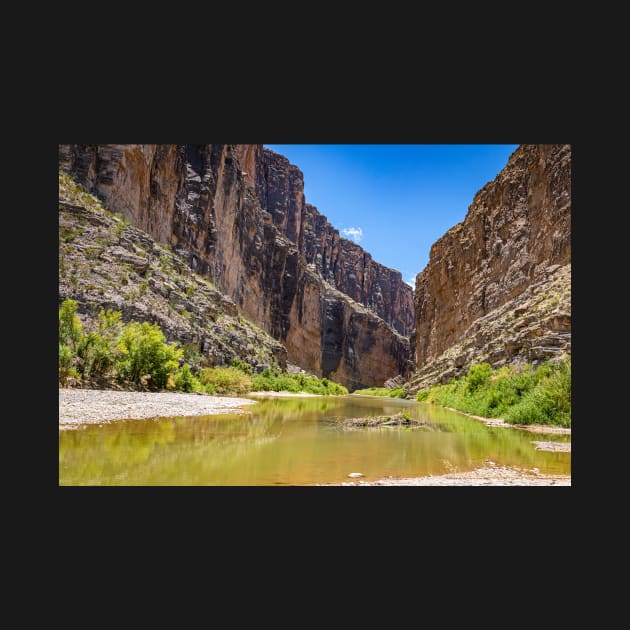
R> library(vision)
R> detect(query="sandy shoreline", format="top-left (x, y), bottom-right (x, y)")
top-left (59, 388), bottom-right (256, 428)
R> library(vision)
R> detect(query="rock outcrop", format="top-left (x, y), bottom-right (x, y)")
top-left (59, 172), bottom-right (287, 371)
top-left (408, 144), bottom-right (571, 392)
top-left (59, 144), bottom-right (413, 390)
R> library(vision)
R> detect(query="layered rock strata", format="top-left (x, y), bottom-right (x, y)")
top-left (59, 144), bottom-right (412, 389)
top-left (408, 144), bottom-right (571, 391)
top-left (243, 147), bottom-right (414, 337)
top-left (59, 175), bottom-right (287, 371)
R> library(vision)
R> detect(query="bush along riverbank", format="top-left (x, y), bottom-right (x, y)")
top-left (415, 357), bottom-right (571, 427)
top-left (59, 299), bottom-right (348, 396)
top-left (352, 386), bottom-right (406, 398)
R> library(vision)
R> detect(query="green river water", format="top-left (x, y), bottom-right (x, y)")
top-left (58, 395), bottom-right (571, 485)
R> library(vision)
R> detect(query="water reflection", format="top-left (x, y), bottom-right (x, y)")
top-left (59, 396), bottom-right (571, 485)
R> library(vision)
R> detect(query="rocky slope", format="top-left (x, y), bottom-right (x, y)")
top-left (408, 144), bottom-right (571, 391)
top-left (59, 172), bottom-right (287, 372)
top-left (59, 145), bottom-right (412, 389)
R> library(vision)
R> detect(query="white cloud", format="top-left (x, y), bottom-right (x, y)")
top-left (341, 227), bottom-right (363, 242)
top-left (405, 273), bottom-right (418, 288)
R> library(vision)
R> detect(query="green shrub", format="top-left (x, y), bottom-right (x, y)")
top-left (414, 356), bottom-right (571, 426)
top-left (388, 386), bottom-right (406, 398)
top-left (465, 362), bottom-right (493, 393)
top-left (78, 332), bottom-right (111, 379)
top-left (59, 299), bottom-right (84, 350)
top-left (504, 358), bottom-right (571, 427)
top-left (182, 343), bottom-right (206, 372)
top-left (173, 364), bottom-right (198, 392)
top-left (199, 366), bottom-right (252, 394)
top-left (115, 321), bottom-right (182, 390)
top-left (76, 308), bottom-right (121, 379)
top-left (352, 386), bottom-right (406, 398)
top-left (251, 370), bottom-right (348, 395)
top-left (279, 374), bottom-right (303, 392)
top-left (77, 308), bottom-right (125, 379)
top-left (56, 297), bottom-right (349, 398)
top-left (230, 357), bottom-right (253, 374)
top-left (59, 343), bottom-right (78, 385)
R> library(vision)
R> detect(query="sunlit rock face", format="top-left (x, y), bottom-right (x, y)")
top-left (59, 144), bottom-right (413, 389)
top-left (409, 144), bottom-right (571, 391)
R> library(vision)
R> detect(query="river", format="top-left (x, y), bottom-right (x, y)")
top-left (58, 395), bottom-right (570, 485)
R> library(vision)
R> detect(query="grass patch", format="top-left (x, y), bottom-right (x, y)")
top-left (251, 368), bottom-right (348, 395)
top-left (60, 226), bottom-right (84, 243)
top-left (352, 386), bottom-right (407, 398)
top-left (415, 357), bottom-right (571, 427)
top-left (59, 171), bottom-right (106, 214)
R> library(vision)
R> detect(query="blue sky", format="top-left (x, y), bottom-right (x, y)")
top-left (264, 144), bottom-right (519, 286)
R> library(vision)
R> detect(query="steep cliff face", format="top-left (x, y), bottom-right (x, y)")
top-left (58, 172), bottom-right (287, 371)
top-left (59, 144), bottom-right (412, 390)
top-left (248, 148), bottom-right (414, 337)
top-left (409, 144), bottom-right (571, 391)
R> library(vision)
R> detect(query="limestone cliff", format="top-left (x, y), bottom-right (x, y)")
top-left (58, 172), bottom-right (287, 372)
top-left (408, 144), bottom-right (571, 391)
top-left (59, 144), bottom-right (412, 390)
top-left (244, 147), bottom-right (414, 337)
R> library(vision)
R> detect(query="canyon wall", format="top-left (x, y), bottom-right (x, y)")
top-left (409, 144), bottom-right (571, 391)
top-left (59, 144), bottom-right (412, 390)
top-left (59, 174), bottom-right (287, 373)
top-left (244, 147), bottom-right (414, 337)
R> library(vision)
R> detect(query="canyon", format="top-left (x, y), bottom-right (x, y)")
top-left (59, 143), bottom-right (572, 488)
top-left (408, 144), bottom-right (571, 391)
top-left (59, 144), bottom-right (413, 390)
top-left (58, 143), bottom-right (571, 393)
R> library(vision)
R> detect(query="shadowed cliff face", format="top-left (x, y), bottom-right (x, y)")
top-left (248, 148), bottom-right (414, 337)
top-left (409, 144), bottom-right (571, 390)
top-left (59, 144), bottom-right (412, 390)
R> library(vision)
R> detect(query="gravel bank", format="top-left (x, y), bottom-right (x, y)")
top-left (532, 440), bottom-right (571, 452)
top-left (246, 391), bottom-right (320, 398)
top-left (59, 388), bottom-right (256, 429)
top-left (330, 462), bottom-right (571, 486)
top-left (443, 407), bottom-right (571, 435)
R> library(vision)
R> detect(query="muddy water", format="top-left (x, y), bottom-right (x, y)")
top-left (58, 395), bottom-right (570, 486)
